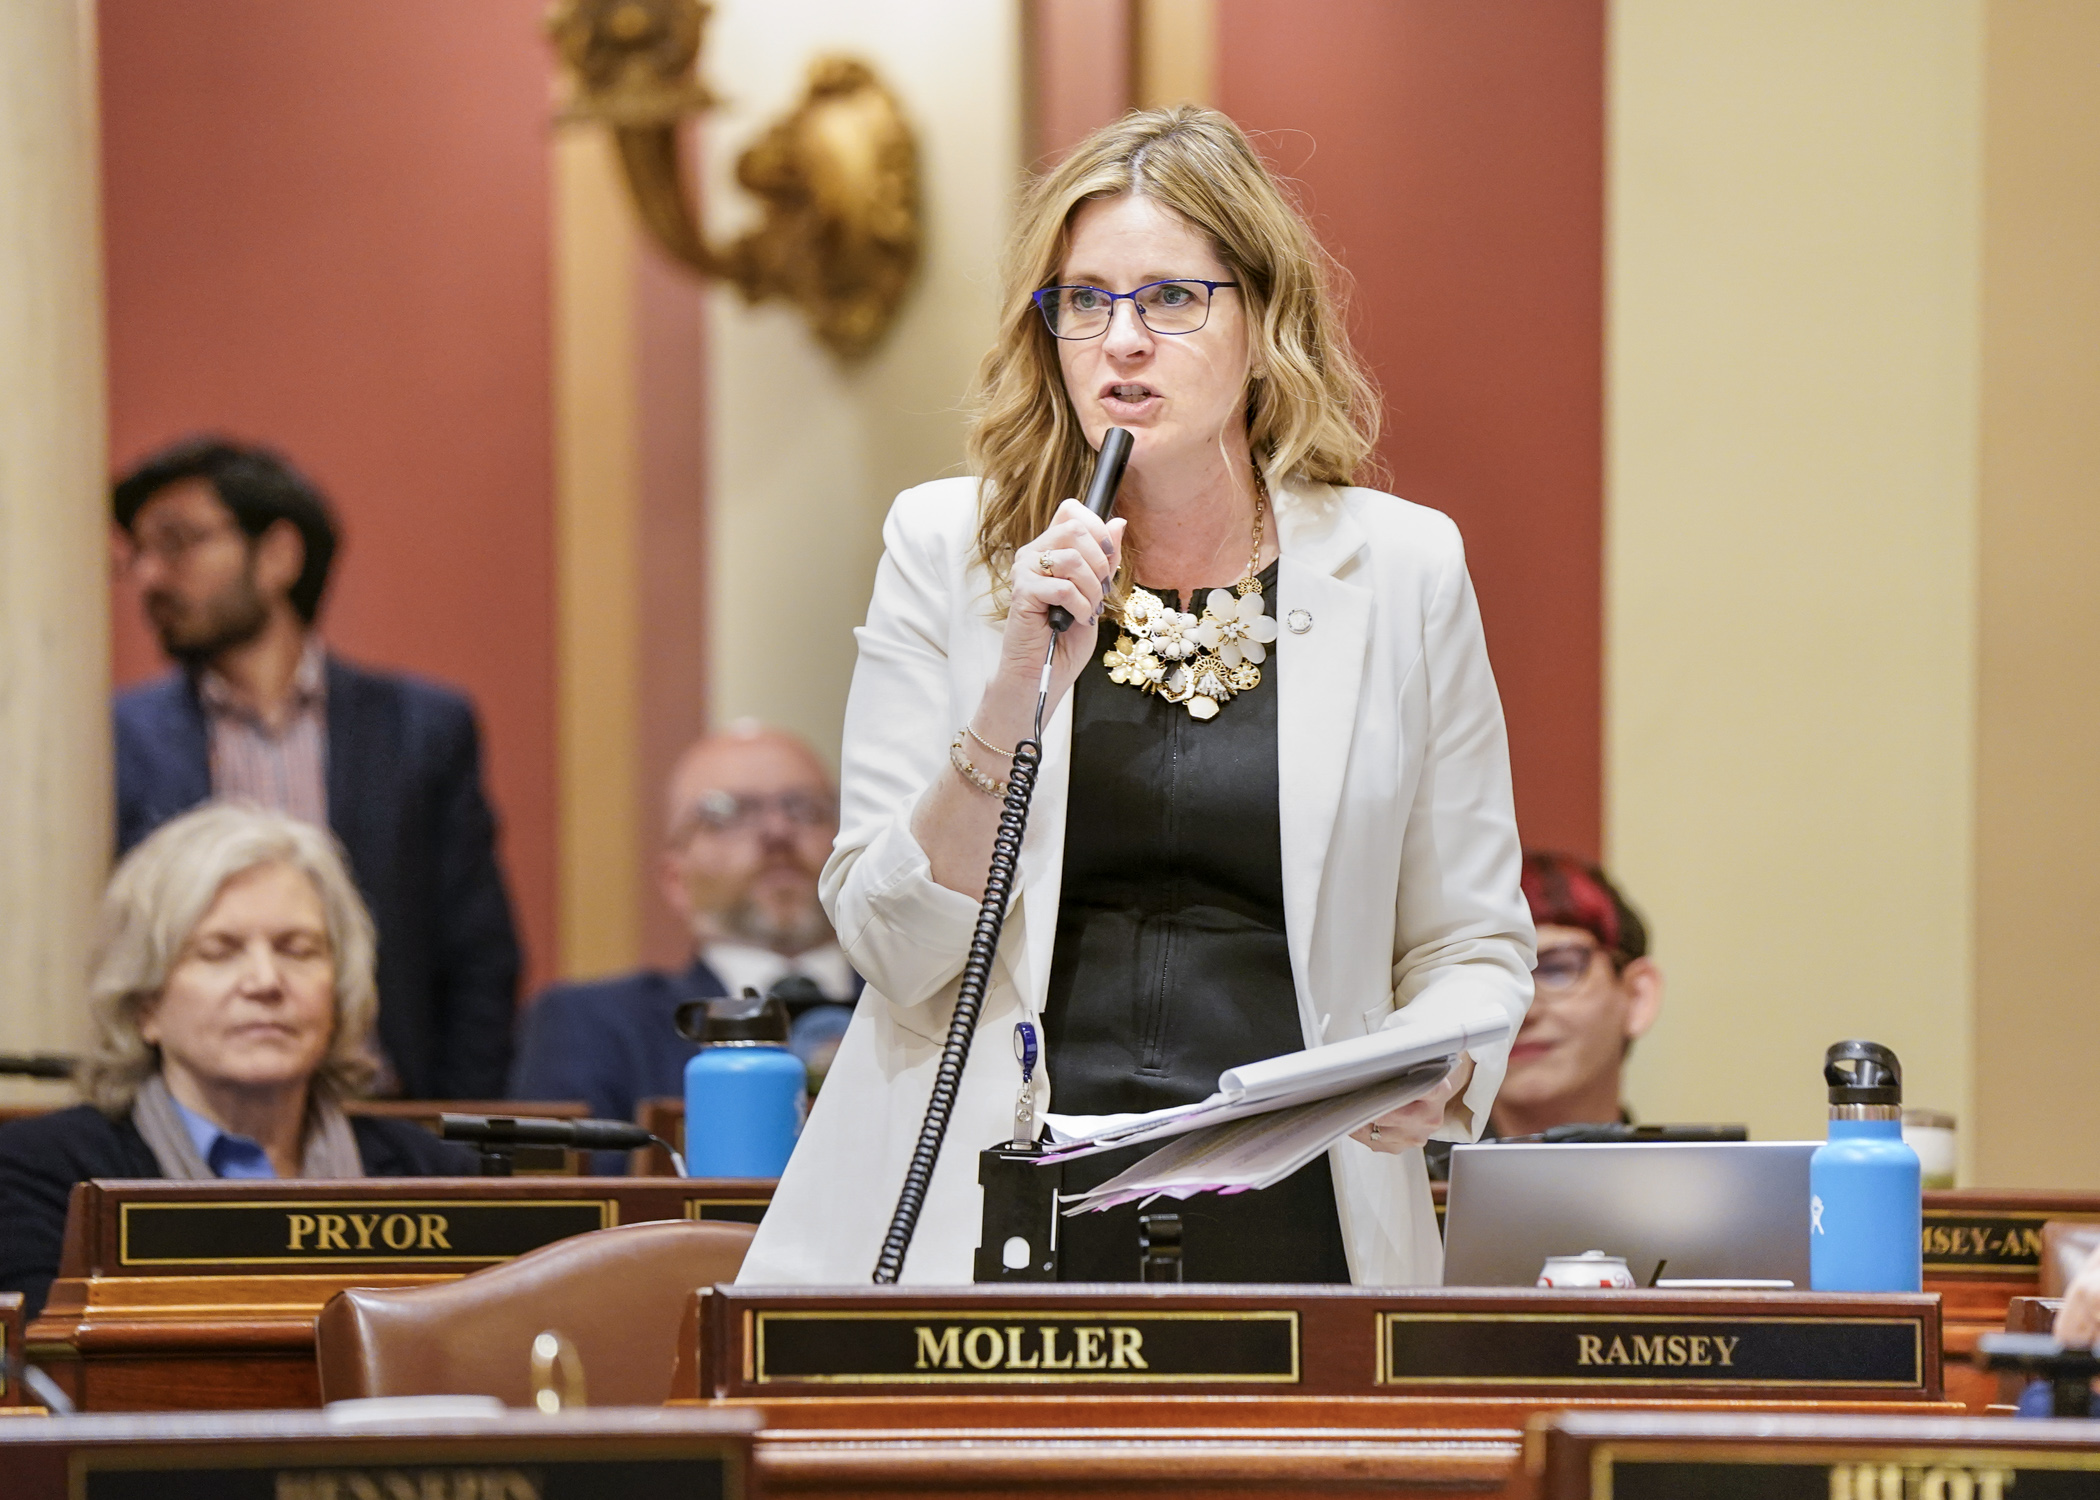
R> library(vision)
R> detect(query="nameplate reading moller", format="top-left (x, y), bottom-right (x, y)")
top-left (1379, 1314), bottom-right (1923, 1389)
top-left (750, 1309), bottom-right (1300, 1385)
top-left (117, 1199), bottom-right (615, 1267)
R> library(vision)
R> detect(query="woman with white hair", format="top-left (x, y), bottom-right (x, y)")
top-left (0, 801), bottom-right (469, 1317)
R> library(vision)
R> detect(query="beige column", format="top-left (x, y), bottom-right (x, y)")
top-left (1608, 1), bottom-right (1983, 1152)
top-left (553, 129), bottom-right (645, 981)
top-left (701, 0), bottom-right (1021, 768)
top-left (0, 0), bottom-right (110, 1099)
top-left (1972, 0), bottom-right (2100, 1188)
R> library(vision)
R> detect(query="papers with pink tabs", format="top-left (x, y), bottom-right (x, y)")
top-left (1037, 994), bottom-right (1513, 1213)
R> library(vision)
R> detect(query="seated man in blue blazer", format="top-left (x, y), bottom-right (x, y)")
top-left (510, 723), bottom-right (857, 1170)
top-left (112, 436), bottom-right (521, 1099)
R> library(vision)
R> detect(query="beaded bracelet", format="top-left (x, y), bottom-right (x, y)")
top-left (965, 723), bottom-right (1016, 760)
top-left (949, 731), bottom-right (1009, 799)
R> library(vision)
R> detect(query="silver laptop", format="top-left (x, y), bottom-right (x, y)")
top-left (1440, 1141), bottom-right (1817, 1287)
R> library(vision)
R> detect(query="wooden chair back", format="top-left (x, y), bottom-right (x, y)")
top-left (315, 1218), bottom-right (753, 1407)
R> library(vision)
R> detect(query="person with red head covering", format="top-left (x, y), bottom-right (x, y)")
top-left (1496, 852), bottom-right (1664, 1136)
top-left (1427, 853), bottom-right (1663, 1179)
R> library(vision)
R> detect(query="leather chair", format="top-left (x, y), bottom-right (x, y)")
top-left (316, 1218), bottom-right (754, 1406)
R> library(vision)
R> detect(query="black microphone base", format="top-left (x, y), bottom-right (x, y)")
top-left (974, 1142), bottom-right (1063, 1282)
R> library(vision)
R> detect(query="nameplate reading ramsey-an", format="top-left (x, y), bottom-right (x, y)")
top-left (117, 1198), bottom-right (615, 1267)
top-left (749, 1309), bottom-right (1299, 1385)
top-left (1920, 1209), bottom-right (2063, 1274)
top-left (1379, 1313), bottom-right (1924, 1389)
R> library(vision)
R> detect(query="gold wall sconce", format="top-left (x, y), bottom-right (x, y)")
top-left (547, 0), bottom-right (922, 360)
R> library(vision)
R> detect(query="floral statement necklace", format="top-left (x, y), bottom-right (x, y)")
top-left (1102, 491), bottom-right (1278, 720)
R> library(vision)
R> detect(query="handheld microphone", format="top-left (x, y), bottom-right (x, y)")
top-left (1045, 426), bottom-right (1133, 633)
top-left (438, 1113), bottom-right (657, 1152)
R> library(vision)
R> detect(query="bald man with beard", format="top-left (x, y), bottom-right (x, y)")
top-left (508, 724), bottom-right (858, 1168)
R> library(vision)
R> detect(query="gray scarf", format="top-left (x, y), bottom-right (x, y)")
top-left (131, 1073), bottom-right (366, 1181)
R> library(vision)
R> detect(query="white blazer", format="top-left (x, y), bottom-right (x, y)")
top-left (740, 475), bottom-right (1535, 1285)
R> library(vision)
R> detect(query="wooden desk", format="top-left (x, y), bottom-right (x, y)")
top-left (0, 1407), bottom-right (758, 1500)
top-left (696, 1285), bottom-right (1944, 1402)
top-left (674, 1285), bottom-right (1962, 1497)
top-left (1525, 1409), bottom-right (2100, 1500)
top-left (2007, 1296), bottom-right (2062, 1335)
top-left (1923, 1188), bottom-right (2100, 1409)
top-left (1429, 1181), bottom-right (2095, 1411)
top-left (29, 1177), bottom-right (775, 1412)
top-left (1, 1292), bottom-right (24, 1407)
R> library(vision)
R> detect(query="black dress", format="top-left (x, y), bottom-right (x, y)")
top-left (1042, 563), bottom-right (1351, 1283)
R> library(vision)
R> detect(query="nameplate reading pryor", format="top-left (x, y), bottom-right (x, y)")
top-left (1378, 1313), bottom-right (1924, 1389)
top-left (117, 1199), bottom-right (615, 1267)
top-left (749, 1309), bottom-right (1299, 1384)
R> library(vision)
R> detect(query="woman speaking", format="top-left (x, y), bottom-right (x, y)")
top-left (743, 107), bottom-right (1534, 1285)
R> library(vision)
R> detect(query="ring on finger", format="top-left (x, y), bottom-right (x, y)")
top-left (1035, 549), bottom-right (1057, 576)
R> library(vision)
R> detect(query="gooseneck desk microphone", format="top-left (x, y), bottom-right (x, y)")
top-left (871, 426), bottom-right (1134, 1284)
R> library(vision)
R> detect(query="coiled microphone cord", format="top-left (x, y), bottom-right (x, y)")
top-left (872, 634), bottom-right (1059, 1284)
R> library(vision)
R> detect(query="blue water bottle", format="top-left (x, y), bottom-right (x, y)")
top-left (678, 989), bottom-right (806, 1178)
top-left (1810, 1040), bottom-right (1922, 1292)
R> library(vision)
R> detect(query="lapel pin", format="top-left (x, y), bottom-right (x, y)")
top-left (1286, 608), bottom-right (1312, 634)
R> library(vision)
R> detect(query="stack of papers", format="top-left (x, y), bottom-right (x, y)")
top-left (1040, 995), bottom-right (1512, 1213)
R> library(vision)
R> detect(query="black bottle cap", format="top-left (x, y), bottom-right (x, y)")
top-left (674, 988), bottom-right (790, 1045)
top-left (1824, 1039), bottom-right (1903, 1106)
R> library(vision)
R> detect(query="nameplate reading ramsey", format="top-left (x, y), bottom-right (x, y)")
top-left (1379, 1313), bottom-right (1923, 1389)
top-left (117, 1199), bottom-right (615, 1267)
top-left (750, 1308), bottom-right (1300, 1385)
top-left (1595, 1447), bottom-right (2100, 1500)
top-left (80, 1456), bottom-right (728, 1500)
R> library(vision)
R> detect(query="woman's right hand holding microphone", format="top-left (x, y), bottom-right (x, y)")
top-left (975, 499), bottom-right (1126, 751)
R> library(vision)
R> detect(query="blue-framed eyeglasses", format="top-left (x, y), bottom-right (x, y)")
top-left (1031, 279), bottom-right (1240, 340)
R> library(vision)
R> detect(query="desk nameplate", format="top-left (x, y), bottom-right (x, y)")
top-left (116, 1199), bottom-right (616, 1268)
top-left (1591, 1443), bottom-right (2100, 1500)
top-left (749, 1307), bottom-right (1300, 1386)
top-left (1382, 1312), bottom-right (1924, 1391)
top-left (1921, 1209), bottom-right (2100, 1276)
top-left (683, 1199), bottom-right (768, 1227)
top-left (66, 1436), bottom-right (740, 1500)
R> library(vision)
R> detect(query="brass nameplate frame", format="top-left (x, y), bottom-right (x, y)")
top-left (73, 1441), bottom-right (735, 1500)
top-left (1591, 1442), bottom-right (2100, 1500)
top-left (1921, 1208), bottom-right (2098, 1276)
top-left (116, 1198), bottom-right (616, 1268)
top-left (748, 1307), bottom-right (1301, 1386)
top-left (684, 1198), bottom-right (768, 1226)
top-left (1379, 1312), bottom-right (1925, 1390)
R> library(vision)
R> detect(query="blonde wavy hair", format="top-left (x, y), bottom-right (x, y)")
top-left (77, 801), bottom-right (380, 1116)
top-left (968, 106), bottom-right (1380, 596)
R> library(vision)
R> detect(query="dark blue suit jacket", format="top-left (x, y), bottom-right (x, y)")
top-left (509, 959), bottom-right (861, 1173)
top-left (114, 655), bottom-right (522, 1099)
top-left (508, 959), bottom-right (727, 1173)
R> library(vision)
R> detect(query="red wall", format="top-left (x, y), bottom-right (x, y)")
top-left (100, 0), bottom-right (559, 988)
top-left (1219, 1), bottom-right (1605, 859)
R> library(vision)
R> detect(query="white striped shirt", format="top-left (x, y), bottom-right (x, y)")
top-left (200, 640), bottom-right (328, 827)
